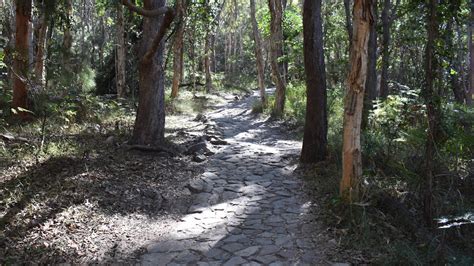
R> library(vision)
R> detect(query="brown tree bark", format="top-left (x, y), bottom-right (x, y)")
top-left (116, 3), bottom-right (127, 98)
top-left (379, 0), bottom-right (399, 99)
top-left (468, 0), bottom-right (474, 105)
top-left (34, 2), bottom-right (48, 89)
top-left (340, 0), bottom-right (374, 203)
top-left (446, 21), bottom-right (465, 104)
top-left (12, 0), bottom-right (32, 118)
top-left (422, 0), bottom-right (441, 227)
top-left (204, 32), bottom-right (213, 93)
top-left (62, 0), bottom-right (73, 72)
top-left (123, 0), bottom-right (175, 146)
top-left (301, 0), bottom-right (327, 163)
top-left (268, 0), bottom-right (286, 117)
top-left (170, 0), bottom-right (186, 99)
top-left (33, 1), bottom-right (48, 90)
top-left (343, 0), bottom-right (353, 49)
top-left (250, 0), bottom-right (266, 105)
top-left (379, 0), bottom-right (390, 99)
top-left (363, 0), bottom-right (378, 128)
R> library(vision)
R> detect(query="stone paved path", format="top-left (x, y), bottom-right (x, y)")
top-left (140, 92), bottom-right (324, 265)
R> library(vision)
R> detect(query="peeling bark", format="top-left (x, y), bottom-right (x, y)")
top-left (340, 0), bottom-right (374, 202)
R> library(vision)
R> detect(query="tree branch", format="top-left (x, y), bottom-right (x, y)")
top-left (122, 0), bottom-right (171, 17)
top-left (142, 8), bottom-right (175, 65)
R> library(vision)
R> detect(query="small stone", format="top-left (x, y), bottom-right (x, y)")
top-left (235, 246), bottom-right (260, 257)
top-left (221, 242), bottom-right (245, 253)
top-left (193, 154), bottom-right (207, 163)
top-left (223, 256), bottom-right (247, 266)
top-left (259, 245), bottom-right (280, 256)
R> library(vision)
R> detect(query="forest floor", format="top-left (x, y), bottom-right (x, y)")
top-left (0, 91), bottom-right (352, 264)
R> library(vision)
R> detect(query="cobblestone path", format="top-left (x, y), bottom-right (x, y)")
top-left (140, 92), bottom-right (324, 265)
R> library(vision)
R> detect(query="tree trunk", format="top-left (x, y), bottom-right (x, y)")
top-left (204, 32), bottom-right (213, 93)
top-left (446, 22), bottom-right (465, 104)
top-left (363, 0), bottom-right (378, 128)
top-left (171, 0), bottom-right (186, 99)
top-left (343, 0), bottom-right (353, 49)
top-left (422, 0), bottom-right (440, 227)
top-left (379, 0), bottom-right (390, 99)
top-left (63, 0), bottom-right (73, 71)
top-left (268, 0), bottom-right (286, 117)
top-left (250, 0), bottom-right (266, 105)
top-left (468, 0), bottom-right (474, 105)
top-left (301, 0), bottom-right (327, 163)
top-left (33, 2), bottom-right (47, 91)
top-left (340, 0), bottom-right (373, 203)
top-left (116, 3), bottom-right (126, 98)
top-left (129, 0), bottom-right (173, 146)
top-left (12, 0), bottom-right (32, 118)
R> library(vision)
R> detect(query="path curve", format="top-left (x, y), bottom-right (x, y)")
top-left (140, 92), bottom-right (324, 265)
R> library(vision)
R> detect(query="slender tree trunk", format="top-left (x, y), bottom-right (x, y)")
top-left (33, 2), bottom-right (48, 90)
top-left (171, 0), bottom-right (185, 98)
top-left (379, 0), bottom-right (391, 99)
top-left (446, 22), bottom-right (465, 104)
top-left (301, 0), bottom-right (327, 163)
top-left (116, 3), bottom-right (126, 98)
top-left (343, 0), bottom-right (353, 49)
top-left (12, 0), bottom-right (32, 119)
top-left (468, 0), bottom-right (474, 105)
top-left (268, 0), bottom-right (286, 117)
top-left (422, 0), bottom-right (440, 227)
top-left (250, 0), bottom-right (266, 105)
top-left (340, 0), bottom-right (374, 202)
top-left (204, 32), bottom-right (213, 93)
top-left (363, 0), bottom-right (378, 128)
top-left (63, 0), bottom-right (73, 71)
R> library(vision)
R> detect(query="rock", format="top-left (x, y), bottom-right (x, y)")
top-left (186, 141), bottom-right (208, 155)
top-left (235, 246), bottom-right (260, 257)
top-left (188, 178), bottom-right (207, 193)
top-left (210, 139), bottom-right (229, 145)
top-left (223, 256), bottom-right (247, 266)
top-left (193, 154), bottom-right (207, 163)
top-left (194, 113), bottom-right (208, 122)
top-left (104, 135), bottom-right (115, 144)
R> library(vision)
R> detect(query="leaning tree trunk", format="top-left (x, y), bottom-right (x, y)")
top-left (12, 0), bottom-right (32, 119)
top-left (123, 0), bottom-right (175, 146)
top-left (301, 0), bottom-right (327, 163)
top-left (268, 0), bottom-right (286, 117)
top-left (116, 2), bottom-right (127, 98)
top-left (340, 0), bottom-right (373, 203)
top-left (250, 0), bottom-right (266, 105)
top-left (379, 0), bottom-right (391, 99)
top-left (171, 0), bottom-right (185, 99)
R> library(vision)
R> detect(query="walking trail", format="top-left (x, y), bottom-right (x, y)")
top-left (140, 91), bottom-right (327, 265)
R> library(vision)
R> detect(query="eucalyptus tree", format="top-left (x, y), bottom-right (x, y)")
top-left (268, 0), bottom-right (286, 117)
top-left (300, 0), bottom-right (327, 163)
top-left (12, 0), bottom-right (32, 119)
top-left (340, 0), bottom-right (374, 202)
top-left (122, 0), bottom-right (175, 146)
